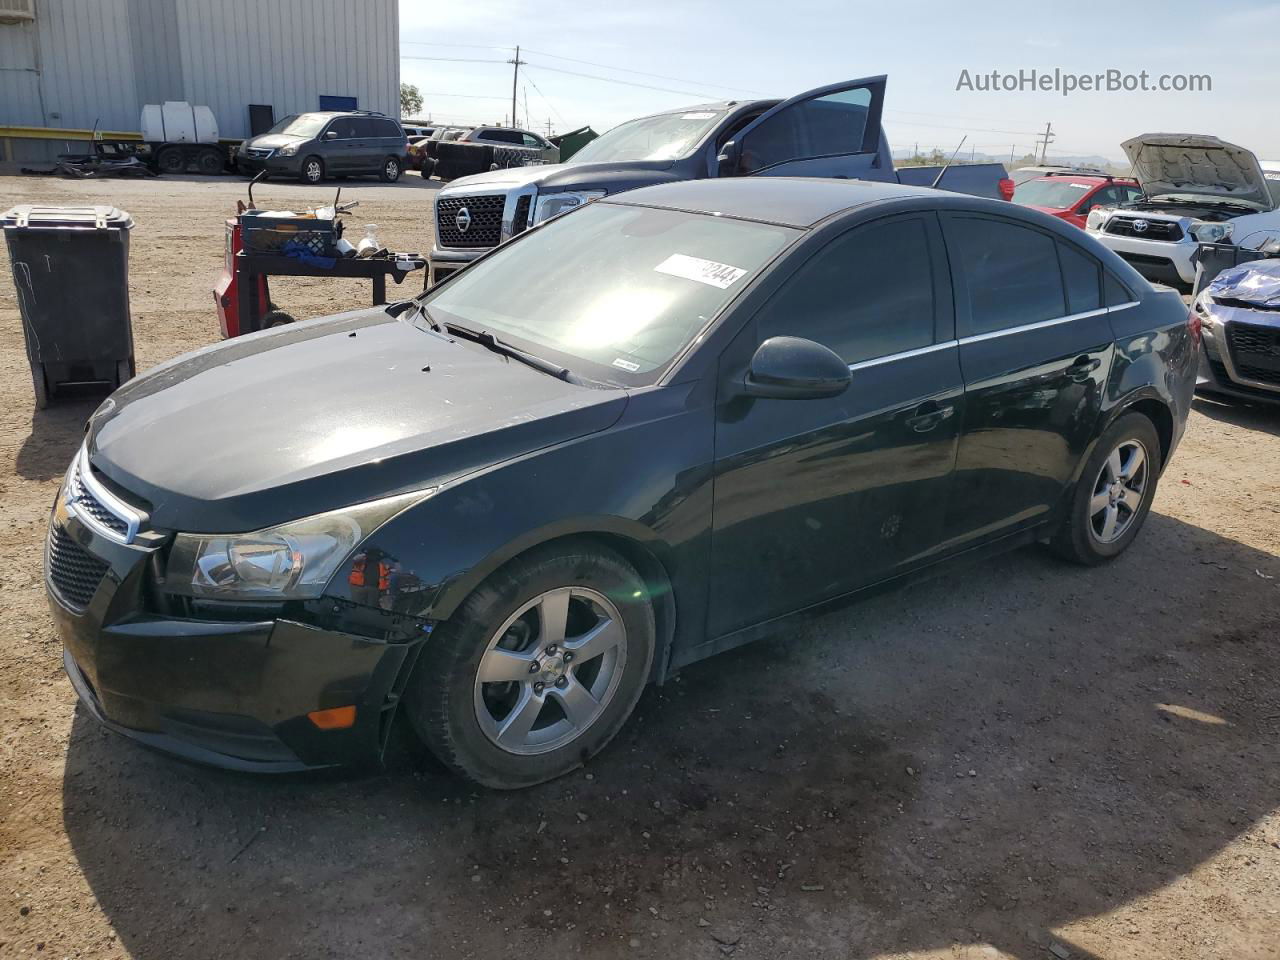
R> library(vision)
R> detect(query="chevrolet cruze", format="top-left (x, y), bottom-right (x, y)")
top-left (47, 178), bottom-right (1196, 788)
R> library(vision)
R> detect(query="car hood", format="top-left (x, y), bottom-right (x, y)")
top-left (243, 133), bottom-right (306, 150)
top-left (87, 309), bottom-right (628, 532)
top-left (1122, 134), bottom-right (1274, 211)
top-left (443, 159), bottom-right (687, 195)
top-left (1208, 258), bottom-right (1280, 307)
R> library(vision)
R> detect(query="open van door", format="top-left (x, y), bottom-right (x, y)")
top-left (717, 75), bottom-right (887, 180)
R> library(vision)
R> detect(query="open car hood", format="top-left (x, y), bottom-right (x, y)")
top-left (1122, 134), bottom-right (1274, 211)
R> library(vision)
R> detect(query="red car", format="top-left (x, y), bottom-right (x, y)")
top-left (1014, 173), bottom-right (1142, 228)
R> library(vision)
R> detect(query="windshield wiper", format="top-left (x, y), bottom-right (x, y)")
top-left (443, 321), bottom-right (571, 381)
top-left (387, 298), bottom-right (448, 334)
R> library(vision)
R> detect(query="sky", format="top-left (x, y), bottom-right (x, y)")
top-left (399, 0), bottom-right (1279, 165)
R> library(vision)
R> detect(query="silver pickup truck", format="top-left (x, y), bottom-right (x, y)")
top-left (428, 75), bottom-right (1013, 284)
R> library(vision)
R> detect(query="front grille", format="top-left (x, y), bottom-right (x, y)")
top-left (47, 525), bottom-right (109, 610)
top-left (244, 147), bottom-right (273, 159)
top-left (1105, 217), bottom-right (1184, 242)
top-left (67, 464), bottom-right (129, 538)
top-left (436, 194), bottom-right (504, 248)
top-left (511, 194), bottom-right (531, 236)
top-left (1229, 322), bottom-right (1280, 358)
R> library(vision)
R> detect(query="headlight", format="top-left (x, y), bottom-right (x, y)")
top-left (163, 490), bottom-right (431, 600)
top-left (532, 190), bottom-right (606, 224)
top-left (1086, 208), bottom-right (1109, 231)
top-left (277, 143), bottom-right (298, 157)
top-left (1190, 222), bottom-right (1233, 243)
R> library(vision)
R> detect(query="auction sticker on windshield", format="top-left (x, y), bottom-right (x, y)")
top-left (654, 253), bottom-right (748, 289)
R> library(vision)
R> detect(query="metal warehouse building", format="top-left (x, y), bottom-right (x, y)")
top-left (0, 0), bottom-right (398, 158)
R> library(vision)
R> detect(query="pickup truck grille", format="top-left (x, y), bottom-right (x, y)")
top-left (1228, 322), bottom-right (1280, 386)
top-left (1104, 217), bottom-right (1184, 242)
top-left (436, 195), bottom-right (504, 248)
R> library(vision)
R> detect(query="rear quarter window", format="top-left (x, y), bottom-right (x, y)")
top-left (1057, 241), bottom-right (1102, 313)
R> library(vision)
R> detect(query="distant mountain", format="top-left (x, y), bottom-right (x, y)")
top-left (891, 147), bottom-right (1126, 170)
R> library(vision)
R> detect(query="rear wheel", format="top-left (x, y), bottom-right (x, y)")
top-left (1050, 412), bottom-right (1162, 565)
top-left (195, 147), bottom-right (223, 175)
top-left (380, 156), bottom-right (402, 182)
top-left (299, 156), bottom-right (324, 184)
top-left (156, 147), bottom-right (185, 175)
top-left (405, 542), bottom-right (655, 789)
top-left (261, 310), bottom-right (296, 328)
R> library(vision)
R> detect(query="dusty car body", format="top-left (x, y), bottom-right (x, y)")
top-left (1087, 134), bottom-right (1280, 285)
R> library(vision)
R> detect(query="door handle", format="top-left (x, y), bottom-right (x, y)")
top-left (1066, 355), bottom-right (1102, 382)
top-left (905, 400), bottom-right (955, 433)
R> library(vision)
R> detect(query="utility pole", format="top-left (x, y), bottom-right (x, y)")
top-left (507, 45), bottom-right (526, 129)
top-left (1010, 144), bottom-right (1016, 165)
top-left (546, 117), bottom-right (554, 138)
top-left (1036, 122), bottom-right (1055, 163)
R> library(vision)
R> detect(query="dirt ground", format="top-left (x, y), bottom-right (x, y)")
top-left (0, 171), bottom-right (1278, 960)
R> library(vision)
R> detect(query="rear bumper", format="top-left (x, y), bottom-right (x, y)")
top-left (48, 503), bottom-right (425, 773)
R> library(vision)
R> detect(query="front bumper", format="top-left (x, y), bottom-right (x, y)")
top-left (235, 152), bottom-right (302, 177)
top-left (428, 245), bottom-right (485, 285)
top-left (1089, 230), bottom-right (1198, 285)
top-left (1197, 307), bottom-right (1280, 405)
top-left (47, 501), bottom-right (425, 772)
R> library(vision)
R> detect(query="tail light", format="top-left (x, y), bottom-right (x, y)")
top-left (997, 177), bottom-right (1015, 201)
top-left (1187, 302), bottom-right (1203, 345)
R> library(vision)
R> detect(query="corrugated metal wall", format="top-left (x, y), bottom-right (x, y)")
top-left (0, 0), bottom-right (398, 140)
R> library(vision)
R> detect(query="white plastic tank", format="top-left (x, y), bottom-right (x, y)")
top-left (140, 102), bottom-right (219, 144)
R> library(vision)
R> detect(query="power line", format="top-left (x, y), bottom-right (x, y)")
top-left (521, 46), bottom-right (766, 97)
top-left (400, 55), bottom-right (508, 64)
top-left (521, 60), bottom-right (716, 100)
top-left (522, 67), bottom-right (570, 129)
top-left (415, 91), bottom-right (510, 100)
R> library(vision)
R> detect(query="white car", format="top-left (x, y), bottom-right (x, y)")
top-left (1086, 134), bottom-right (1280, 286)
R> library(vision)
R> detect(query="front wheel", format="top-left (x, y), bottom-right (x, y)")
top-left (380, 156), bottom-right (402, 182)
top-left (405, 542), bottom-right (655, 789)
top-left (299, 156), bottom-right (324, 184)
top-left (1050, 412), bottom-right (1162, 565)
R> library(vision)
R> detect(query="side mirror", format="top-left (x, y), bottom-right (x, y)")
top-left (743, 336), bottom-right (850, 400)
top-left (716, 139), bottom-right (741, 177)
top-left (324, 130), bottom-right (339, 140)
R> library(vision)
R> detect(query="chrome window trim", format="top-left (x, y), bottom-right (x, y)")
top-left (842, 301), bottom-right (1141, 369)
top-left (65, 445), bottom-right (143, 545)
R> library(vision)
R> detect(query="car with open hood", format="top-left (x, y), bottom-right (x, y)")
top-left (48, 178), bottom-right (1195, 789)
top-left (1086, 134), bottom-right (1280, 286)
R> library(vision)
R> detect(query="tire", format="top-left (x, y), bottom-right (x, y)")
top-left (299, 156), bottom-right (325, 184)
top-left (405, 542), bottom-right (656, 789)
top-left (195, 147), bottom-right (223, 175)
top-left (380, 156), bottom-right (402, 183)
top-left (261, 310), bottom-right (296, 328)
top-left (31, 363), bottom-right (49, 410)
top-left (156, 147), bottom-right (185, 175)
top-left (1050, 411), bottom-right (1162, 565)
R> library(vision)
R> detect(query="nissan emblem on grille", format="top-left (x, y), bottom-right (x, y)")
top-left (456, 207), bottom-right (471, 234)
top-left (1131, 219), bottom-right (1149, 234)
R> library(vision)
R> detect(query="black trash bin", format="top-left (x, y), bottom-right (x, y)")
top-left (2, 204), bottom-right (136, 409)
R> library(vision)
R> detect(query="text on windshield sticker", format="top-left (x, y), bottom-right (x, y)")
top-left (654, 253), bottom-right (748, 290)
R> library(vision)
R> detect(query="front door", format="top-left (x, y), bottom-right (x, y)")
top-left (718, 76), bottom-right (888, 181)
top-left (939, 212), bottom-right (1114, 549)
top-left (708, 212), bottom-right (962, 638)
top-left (321, 117), bottom-right (360, 172)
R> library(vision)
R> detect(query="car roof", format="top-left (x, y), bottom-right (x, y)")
top-left (609, 177), bottom-right (938, 228)
top-left (1033, 174), bottom-right (1136, 186)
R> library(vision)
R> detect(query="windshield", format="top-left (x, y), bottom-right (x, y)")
top-left (421, 203), bottom-right (796, 382)
top-left (569, 110), bottom-right (726, 164)
top-left (1014, 178), bottom-right (1095, 210)
top-left (266, 114), bottom-right (328, 138)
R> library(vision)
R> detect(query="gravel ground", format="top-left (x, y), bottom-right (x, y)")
top-left (1, 172), bottom-right (1278, 960)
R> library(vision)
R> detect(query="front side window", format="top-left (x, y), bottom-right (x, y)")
top-left (947, 217), bottom-right (1067, 336)
top-left (326, 117), bottom-right (359, 139)
top-left (1079, 185), bottom-right (1121, 213)
top-left (522, 133), bottom-right (545, 148)
top-left (739, 87), bottom-right (872, 174)
top-left (421, 203), bottom-right (797, 382)
top-left (755, 217), bottom-right (937, 364)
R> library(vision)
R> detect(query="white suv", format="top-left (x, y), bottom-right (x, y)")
top-left (1086, 134), bottom-right (1280, 286)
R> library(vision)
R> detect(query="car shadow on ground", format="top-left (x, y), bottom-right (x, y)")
top-left (61, 510), bottom-right (1279, 960)
top-left (1192, 394), bottom-right (1280, 437)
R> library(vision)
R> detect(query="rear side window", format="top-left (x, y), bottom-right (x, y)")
top-left (376, 119), bottom-right (403, 138)
top-left (948, 217), bottom-right (1066, 336)
top-left (350, 118), bottom-right (379, 137)
top-left (1057, 241), bottom-right (1102, 313)
top-left (757, 217), bottom-right (936, 364)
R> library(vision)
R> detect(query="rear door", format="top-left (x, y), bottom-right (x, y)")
top-left (939, 213), bottom-right (1114, 549)
top-left (708, 212), bottom-right (961, 637)
top-left (348, 117), bottom-right (382, 172)
top-left (719, 76), bottom-right (887, 180)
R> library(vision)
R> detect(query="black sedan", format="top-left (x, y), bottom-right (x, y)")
top-left (47, 178), bottom-right (1196, 788)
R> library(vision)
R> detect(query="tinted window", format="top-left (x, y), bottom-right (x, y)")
top-left (740, 87), bottom-right (872, 174)
top-left (327, 117), bottom-right (359, 139)
top-left (350, 118), bottom-right (379, 138)
top-left (1104, 273), bottom-right (1134, 306)
top-left (375, 119), bottom-right (403, 139)
top-left (480, 129), bottom-right (522, 144)
top-left (758, 217), bottom-right (936, 364)
top-left (1057, 242), bottom-right (1102, 313)
top-left (949, 217), bottom-right (1066, 335)
top-left (522, 133), bottom-right (545, 148)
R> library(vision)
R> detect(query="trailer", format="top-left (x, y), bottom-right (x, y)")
top-left (140, 101), bottom-right (232, 175)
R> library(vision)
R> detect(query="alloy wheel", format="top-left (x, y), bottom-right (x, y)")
top-left (305, 160), bottom-right (322, 183)
top-left (1088, 438), bottom-right (1149, 544)
top-left (473, 586), bottom-right (627, 756)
